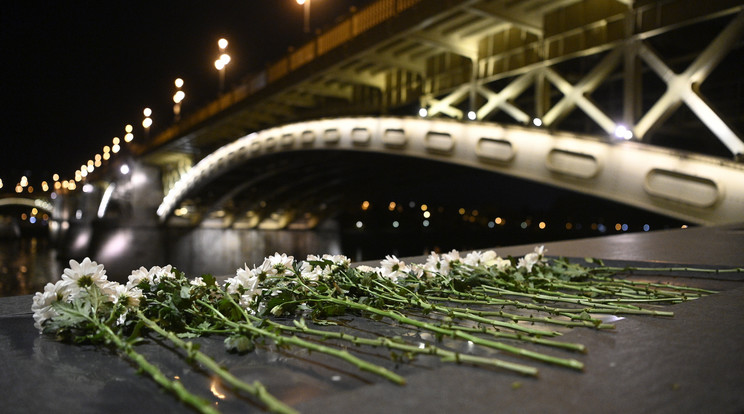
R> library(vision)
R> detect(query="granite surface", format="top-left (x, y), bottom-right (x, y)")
top-left (1, 225), bottom-right (742, 413)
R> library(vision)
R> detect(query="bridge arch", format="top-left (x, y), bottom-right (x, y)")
top-left (0, 197), bottom-right (54, 214)
top-left (157, 116), bottom-right (744, 226)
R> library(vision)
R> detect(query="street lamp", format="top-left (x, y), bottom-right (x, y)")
top-left (297, 0), bottom-right (313, 33)
top-left (142, 107), bottom-right (152, 141)
top-left (214, 38), bottom-right (230, 95)
top-left (173, 78), bottom-right (185, 122)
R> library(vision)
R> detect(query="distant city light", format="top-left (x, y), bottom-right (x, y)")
top-left (532, 118), bottom-right (543, 127)
top-left (392, 221), bottom-right (399, 228)
top-left (467, 111), bottom-right (476, 120)
top-left (120, 164), bottom-right (130, 175)
top-left (82, 184), bottom-right (94, 193)
top-left (418, 107), bottom-right (428, 117)
top-left (361, 200), bottom-right (370, 211)
top-left (355, 221), bottom-right (363, 229)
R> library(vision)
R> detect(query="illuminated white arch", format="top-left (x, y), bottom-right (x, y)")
top-left (0, 197), bottom-right (54, 214)
top-left (157, 116), bottom-right (744, 225)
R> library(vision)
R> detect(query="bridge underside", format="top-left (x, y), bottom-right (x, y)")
top-left (157, 117), bottom-right (744, 229)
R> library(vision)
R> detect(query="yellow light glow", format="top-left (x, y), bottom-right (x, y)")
top-left (15, 185), bottom-right (23, 193)
top-left (615, 223), bottom-right (622, 231)
top-left (55, 181), bottom-right (62, 190)
top-left (214, 59), bottom-right (225, 71)
top-left (95, 154), bottom-right (101, 161)
top-left (68, 182), bottom-right (76, 190)
top-left (41, 181), bottom-right (49, 192)
top-left (495, 217), bottom-right (503, 225)
top-left (124, 133), bottom-right (134, 142)
top-left (21, 213), bottom-right (27, 220)
top-left (112, 137), bottom-right (120, 145)
top-left (27, 186), bottom-right (34, 193)
top-left (218, 38), bottom-right (228, 50)
top-left (103, 152), bottom-right (111, 160)
top-left (143, 117), bottom-right (152, 128)
top-left (420, 204), bottom-right (428, 211)
top-left (31, 208), bottom-right (38, 215)
top-left (423, 211), bottom-right (431, 218)
top-left (388, 201), bottom-right (396, 211)
top-left (297, 0), bottom-right (306, 5)
top-left (173, 90), bottom-right (185, 104)
top-left (361, 200), bottom-right (370, 211)
top-left (87, 160), bottom-right (94, 167)
top-left (538, 221), bottom-right (546, 230)
top-left (94, 159), bottom-right (101, 168)
top-left (52, 173), bottom-right (59, 181)
top-left (62, 181), bottom-right (69, 189)
top-left (0, 179), bottom-right (3, 189)
top-left (125, 124), bottom-right (133, 133)
top-left (458, 208), bottom-right (465, 215)
top-left (112, 144), bottom-right (120, 153)
top-left (103, 145), bottom-right (110, 153)
top-left (175, 78), bottom-right (184, 88)
top-left (144, 107), bottom-right (152, 117)
top-left (565, 222), bottom-right (573, 230)
top-left (21, 176), bottom-right (28, 187)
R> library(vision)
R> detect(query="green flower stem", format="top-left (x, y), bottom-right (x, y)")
top-left (479, 286), bottom-right (675, 317)
top-left (449, 307), bottom-right (615, 330)
top-left (365, 285), bottom-right (561, 337)
top-left (96, 322), bottom-right (219, 414)
top-left (285, 319), bottom-right (540, 375)
top-left (136, 311), bottom-right (297, 414)
top-left (198, 300), bottom-right (407, 386)
top-left (313, 294), bottom-right (584, 372)
top-left (593, 265), bottom-right (743, 277)
top-left (589, 275), bottom-right (720, 294)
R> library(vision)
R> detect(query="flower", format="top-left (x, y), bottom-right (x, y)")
top-left (126, 265), bottom-right (174, 289)
top-left (517, 246), bottom-right (547, 273)
top-left (59, 258), bottom-right (108, 300)
top-left (380, 255), bottom-right (410, 281)
top-left (463, 250), bottom-right (498, 267)
top-left (31, 280), bottom-right (66, 332)
top-left (225, 264), bottom-right (263, 309)
top-left (190, 277), bottom-right (206, 287)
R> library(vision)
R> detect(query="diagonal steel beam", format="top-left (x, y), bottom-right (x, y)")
top-left (542, 47), bottom-right (624, 134)
top-left (635, 11), bottom-right (744, 156)
top-left (475, 71), bottom-right (535, 123)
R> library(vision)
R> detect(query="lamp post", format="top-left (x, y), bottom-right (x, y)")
top-left (214, 38), bottom-right (231, 95)
top-left (173, 78), bottom-right (185, 122)
top-left (142, 107), bottom-right (152, 141)
top-left (297, 0), bottom-right (312, 33)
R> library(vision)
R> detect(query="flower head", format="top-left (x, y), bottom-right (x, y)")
top-left (380, 255), bottom-right (410, 281)
top-left (31, 280), bottom-right (66, 332)
top-left (59, 257), bottom-right (108, 300)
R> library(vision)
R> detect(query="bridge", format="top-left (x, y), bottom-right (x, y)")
top-left (47, 0), bottom-right (744, 274)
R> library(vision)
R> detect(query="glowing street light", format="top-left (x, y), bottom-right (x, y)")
top-left (124, 124), bottom-right (134, 143)
top-left (214, 38), bottom-right (230, 95)
top-left (173, 78), bottom-right (185, 122)
top-left (296, 0), bottom-right (314, 33)
top-left (142, 107), bottom-right (152, 141)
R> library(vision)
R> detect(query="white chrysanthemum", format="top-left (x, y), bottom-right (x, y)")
top-left (355, 265), bottom-right (379, 274)
top-left (126, 265), bottom-right (174, 289)
top-left (261, 253), bottom-right (295, 278)
top-left (409, 263), bottom-right (426, 279)
top-left (32, 280), bottom-right (66, 332)
top-left (299, 261), bottom-right (326, 282)
top-left (423, 252), bottom-right (446, 276)
top-left (322, 254), bottom-right (350, 269)
top-left (59, 257), bottom-right (108, 299)
top-left (109, 283), bottom-right (142, 309)
top-left (380, 255), bottom-right (410, 281)
top-left (463, 250), bottom-right (498, 267)
top-left (492, 257), bottom-right (513, 272)
top-left (517, 246), bottom-right (548, 273)
top-left (225, 264), bottom-right (263, 309)
top-left (151, 265), bottom-right (175, 284)
top-left (190, 277), bottom-right (206, 287)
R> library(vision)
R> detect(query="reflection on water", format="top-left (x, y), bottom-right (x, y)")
top-left (0, 237), bottom-right (61, 298)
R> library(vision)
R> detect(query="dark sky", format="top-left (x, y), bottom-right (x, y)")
top-left (1, 0), bottom-right (373, 187)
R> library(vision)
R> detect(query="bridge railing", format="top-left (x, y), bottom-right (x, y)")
top-left (147, 0), bottom-right (424, 153)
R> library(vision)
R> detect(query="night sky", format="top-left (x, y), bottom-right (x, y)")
top-left (1, 0), bottom-right (373, 187)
